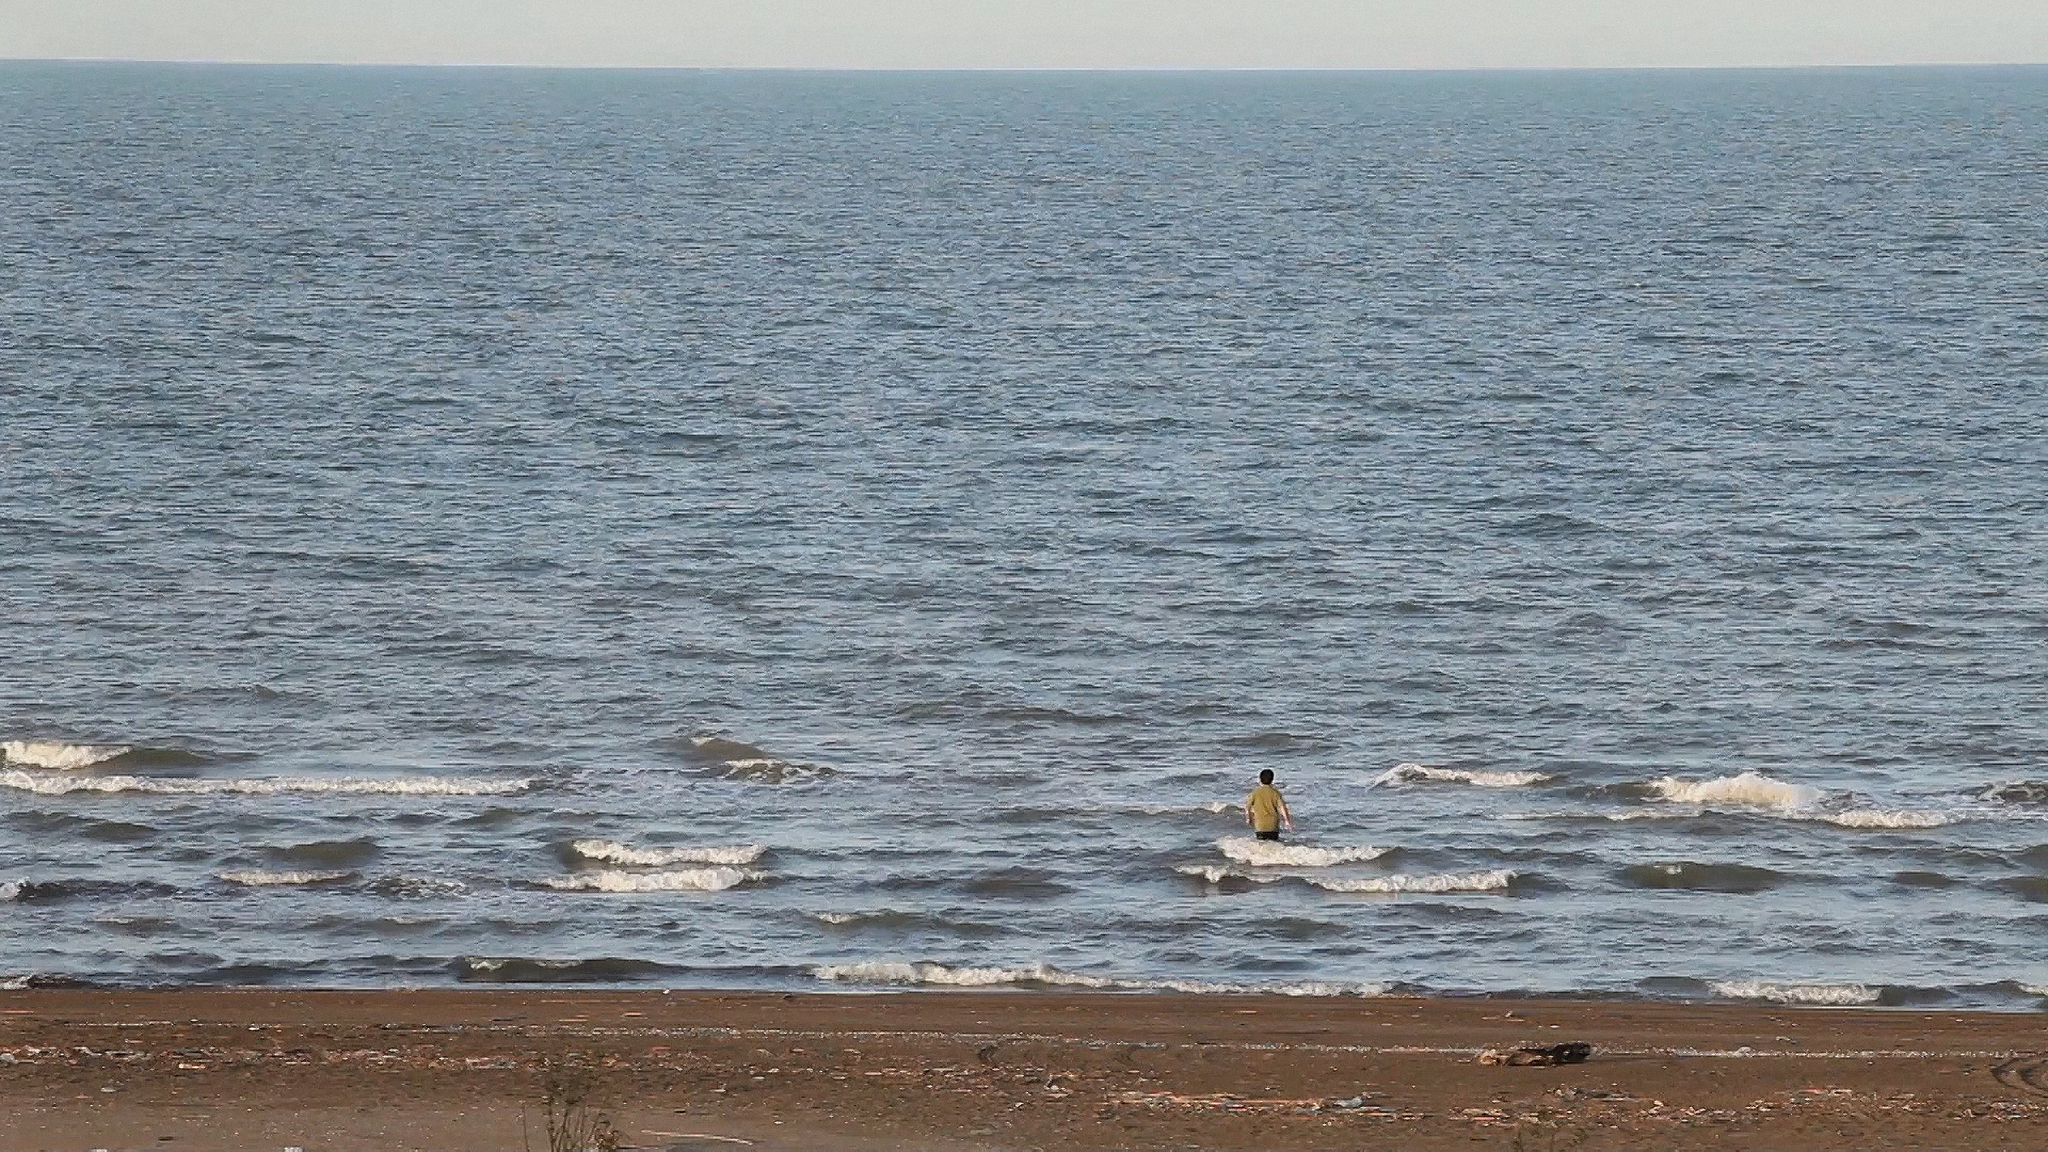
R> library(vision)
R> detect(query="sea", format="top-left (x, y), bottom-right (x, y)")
top-left (4, 62), bottom-right (2047, 1008)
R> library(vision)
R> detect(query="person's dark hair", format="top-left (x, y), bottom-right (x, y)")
top-left (1258, 769), bottom-right (1275, 785)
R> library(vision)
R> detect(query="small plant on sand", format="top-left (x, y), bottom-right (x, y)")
top-left (524, 1052), bottom-right (623, 1152)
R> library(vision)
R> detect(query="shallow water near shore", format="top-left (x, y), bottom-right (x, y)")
top-left (4, 62), bottom-right (2047, 1008)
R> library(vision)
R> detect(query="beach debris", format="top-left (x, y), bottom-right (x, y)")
top-left (1478, 1042), bottom-right (1593, 1066)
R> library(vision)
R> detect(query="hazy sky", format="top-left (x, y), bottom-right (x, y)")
top-left (3, 1), bottom-right (2045, 70)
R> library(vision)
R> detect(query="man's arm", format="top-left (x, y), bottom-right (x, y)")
top-left (1280, 796), bottom-right (1294, 831)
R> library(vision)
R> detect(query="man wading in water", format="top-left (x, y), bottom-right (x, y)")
top-left (1245, 769), bottom-right (1294, 841)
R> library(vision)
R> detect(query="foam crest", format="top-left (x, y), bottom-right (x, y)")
top-left (2, 740), bottom-right (131, 769)
top-left (0, 770), bottom-right (529, 797)
top-left (541, 867), bottom-right (752, 892)
top-left (1816, 808), bottom-right (1952, 829)
top-left (1147, 978), bottom-right (1392, 996)
top-left (718, 758), bottom-right (834, 784)
top-left (1651, 771), bottom-right (1819, 810)
top-left (815, 960), bottom-right (1112, 988)
top-left (1217, 836), bottom-right (1389, 867)
top-left (1375, 762), bottom-right (1551, 788)
top-left (1134, 801), bottom-right (1234, 815)
top-left (1309, 869), bottom-right (1516, 894)
top-left (0, 881), bottom-right (20, 902)
top-left (1174, 864), bottom-right (1284, 885)
top-left (812, 961), bottom-right (1387, 996)
top-left (219, 869), bottom-right (355, 887)
top-left (1709, 980), bottom-right (1879, 1005)
top-left (683, 737), bottom-right (834, 784)
top-left (569, 839), bottom-right (765, 866)
top-left (1498, 810), bottom-right (1685, 822)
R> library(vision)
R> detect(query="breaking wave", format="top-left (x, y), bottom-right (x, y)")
top-left (1217, 836), bottom-right (1390, 867)
top-left (1708, 979), bottom-right (1879, 1006)
top-left (567, 839), bottom-right (766, 866)
top-left (1133, 801), bottom-right (1234, 816)
top-left (0, 770), bottom-right (529, 797)
top-left (1374, 762), bottom-right (1551, 788)
top-left (1, 740), bottom-right (208, 770)
top-left (455, 956), bottom-right (685, 983)
top-left (815, 960), bottom-right (1110, 988)
top-left (1650, 771), bottom-right (1820, 810)
top-left (676, 736), bottom-right (834, 784)
top-left (1813, 808), bottom-right (1952, 829)
top-left (811, 960), bottom-right (1386, 996)
top-left (219, 869), bottom-right (356, 887)
top-left (1174, 864), bottom-right (1286, 885)
top-left (540, 867), bottom-right (754, 892)
top-left (1308, 869), bottom-right (1517, 894)
top-left (1498, 809), bottom-right (1688, 822)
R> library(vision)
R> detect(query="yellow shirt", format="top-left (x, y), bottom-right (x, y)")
top-left (1245, 784), bottom-right (1287, 832)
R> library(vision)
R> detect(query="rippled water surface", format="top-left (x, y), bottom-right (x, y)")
top-left (5, 62), bottom-right (2048, 1006)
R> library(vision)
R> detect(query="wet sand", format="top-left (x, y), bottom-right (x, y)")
top-left (4, 988), bottom-right (2047, 1151)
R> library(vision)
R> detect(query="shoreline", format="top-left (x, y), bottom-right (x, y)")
top-left (13, 973), bottom-right (2048, 1013)
top-left (6, 988), bottom-right (2048, 1150)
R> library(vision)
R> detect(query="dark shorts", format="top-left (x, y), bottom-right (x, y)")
top-left (1255, 829), bottom-right (1281, 841)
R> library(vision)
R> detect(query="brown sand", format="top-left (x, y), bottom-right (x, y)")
top-left (4, 989), bottom-right (2047, 1151)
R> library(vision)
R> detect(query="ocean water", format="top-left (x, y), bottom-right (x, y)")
top-left (5, 62), bottom-right (2048, 1008)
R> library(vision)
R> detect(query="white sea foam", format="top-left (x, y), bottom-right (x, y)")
top-left (812, 911), bottom-right (867, 925)
top-left (1, 740), bottom-right (131, 769)
top-left (812, 961), bottom-right (1386, 996)
top-left (569, 839), bottom-right (765, 866)
top-left (1814, 808), bottom-right (1952, 829)
top-left (0, 881), bottom-right (20, 902)
top-left (1137, 801), bottom-right (1235, 815)
top-left (1709, 980), bottom-right (1879, 1006)
top-left (219, 869), bottom-right (355, 887)
top-left (1216, 836), bottom-right (1390, 867)
top-left (709, 753), bottom-right (834, 784)
top-left (1308, 869), bottom-right (1517, 894)
top-left (816, 960), bottom-right (1112, 988)
top-left (0, 975), bottom-right (29, 990)
top-left (1497, 810), bottom-right (1686, 822)
top-left (0, 770), bottom-right (529, 797)
top-left (1174, 864), bottom-right (1285, 885)
top-left (2021, 983), bottom-right (2048, 998)
top-left (1146, 978), bottom-right (1392, 996)
top-left (1651, 771), bottom-right (1820, 810)
top-left (1374, 762), bottom-right (1551, 788)
top-left (541, 867), bottom-right (753, 892)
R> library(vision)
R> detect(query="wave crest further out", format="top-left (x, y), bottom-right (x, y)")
top-left (568, 839), bottom-right (766, 866)
top-left (540, 867), bottom-right (754, 892)
top-left (1374, 763), bottom-right (1551, 788)
top-left (1650, 771), bottom-right (1820, 810)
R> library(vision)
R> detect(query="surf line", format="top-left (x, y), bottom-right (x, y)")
top-left (71, 1019), bottom-right (2012, 1064)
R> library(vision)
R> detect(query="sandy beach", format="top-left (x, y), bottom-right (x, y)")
top-left (4, 989), bottom-right (2046, 1151)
